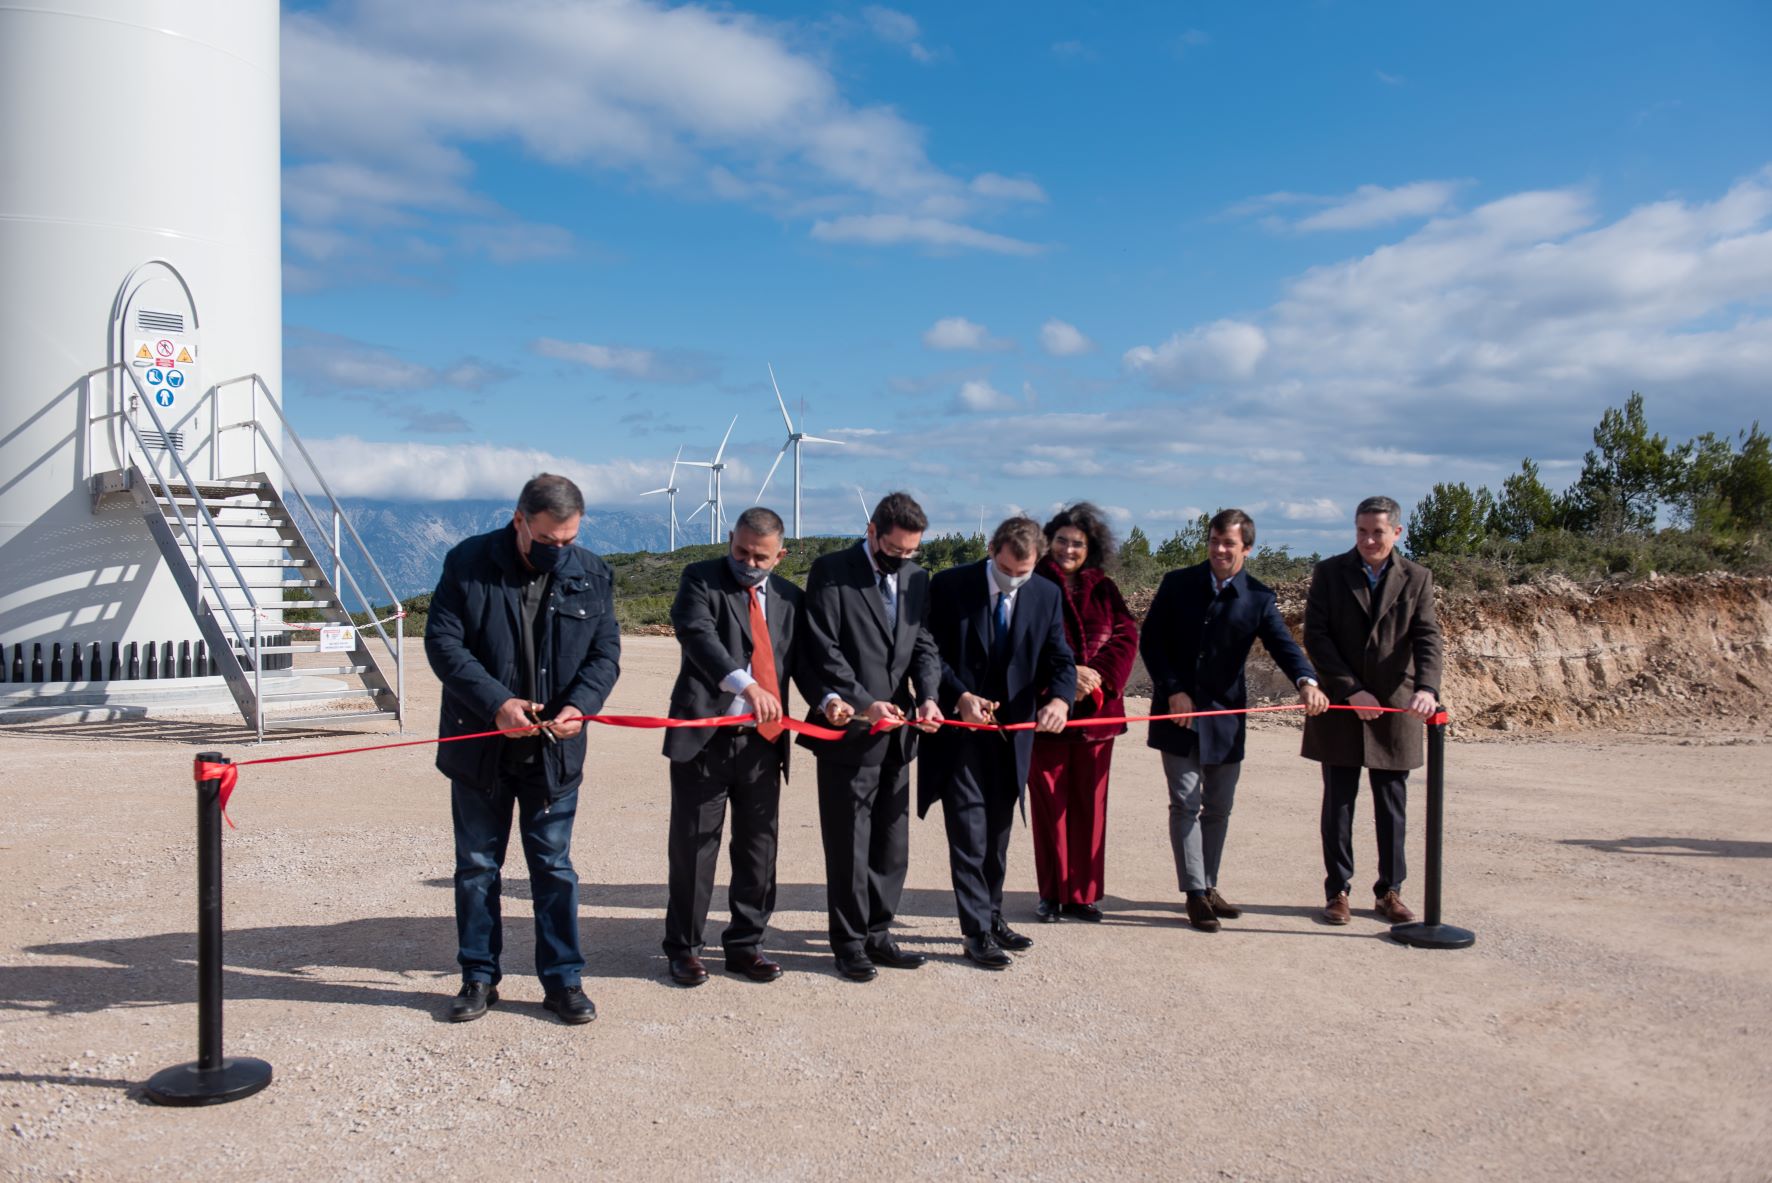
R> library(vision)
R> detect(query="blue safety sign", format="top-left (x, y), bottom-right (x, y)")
top-left (146, 368), bottom-right (164, 385)
top-left (155, 389), bottom-right (174, 407)
top-left (166, 369), bottom-right (185, 389)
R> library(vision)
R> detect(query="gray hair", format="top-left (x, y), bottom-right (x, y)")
top-left (734, 506), bottom-right (785, 539)
top-left (518, 473), bottom-right (585, 519)
top-left (1355, 495), bottom-right (1401, 523)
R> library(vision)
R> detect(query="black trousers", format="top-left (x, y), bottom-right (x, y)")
top-left (663, 729), bottom-right (783, 959)
top-left (815, 735), bottom-right (912, 957)
top-left (1320, 763), bottom-right (1409, 901)
top-left (940, 735), bottom-right (1020, 938)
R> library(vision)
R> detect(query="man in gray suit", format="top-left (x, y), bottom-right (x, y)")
top-left (1302, 495), bottom-right (1445, 926)
top-left (797, 492), bottom-right (945, 982)
top-left (661, 507), bottom-right (802, 987)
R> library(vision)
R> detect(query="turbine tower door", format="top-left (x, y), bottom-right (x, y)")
top-left (111, 262), bottom-right (203, 477)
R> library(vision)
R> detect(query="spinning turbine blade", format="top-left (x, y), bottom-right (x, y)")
top-left (756, 440), bottom-right (791, 505)
top-left (800, 435), bottom-right (843, 446)
top-left (686, 500), bottom-right (711, 524)
top-left (667, 444), bottom-right (683, 488)
top-left (713, 415), bottom-right (738, 465)
top-left (767, 363), bottom-right (796, 433)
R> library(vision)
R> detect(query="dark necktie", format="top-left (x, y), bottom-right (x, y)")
top-left (993, 591), bottom-right (1011, 651)
top-left (746, 586), bottom-right (782, 740)
top-left (878, 570), bottom-right (897, 631)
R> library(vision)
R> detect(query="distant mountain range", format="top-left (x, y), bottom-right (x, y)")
top-left (288, 498), bottom-right (672, 600)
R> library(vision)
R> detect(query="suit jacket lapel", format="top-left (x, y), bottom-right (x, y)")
top-left (851, 541), bottom-right (892, 641)
top-left (1342, 550), bottom-right (1372, 617)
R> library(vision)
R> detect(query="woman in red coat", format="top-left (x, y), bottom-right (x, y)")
top-left (1027, 503), bottom-right (1140, 921)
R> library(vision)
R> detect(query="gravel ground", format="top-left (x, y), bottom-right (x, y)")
top-left (2, 636), bottom-right (1769, 1181)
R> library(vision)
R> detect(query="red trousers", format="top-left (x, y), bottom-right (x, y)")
top-left (1026, 738), bottom-right (1115, 905)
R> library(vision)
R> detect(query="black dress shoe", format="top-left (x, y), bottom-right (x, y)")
top-left (1061, 902), bottom-right (1103, 922)
top-left (448, 980), bottom-right (497, 1023)
top-left (991, 919), bottom-right (1034, 952)
top-left (542, 986), bottom-right (597, 1024)
top-left (865, 938), bottom-right (927, 969)
top-left (963, 934), bottom-right (1012, 970)
top-left (726, 950), bottom-right (784, 982)
top-left (834, 951), bottom-right (878, 982)
top-left (669, 954), bottom-right (709, 987)
top-left (1036, 898), bottom-right (1063, 923)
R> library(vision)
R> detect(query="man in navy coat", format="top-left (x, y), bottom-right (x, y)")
top-left (1140, 509), bottom-right (1326, 931)
top-left (425, 474), bottom-right (621, 1024)
top-left (920, 517), bottom-right (1076, 969)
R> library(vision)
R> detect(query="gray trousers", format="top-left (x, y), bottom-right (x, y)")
top-left (1161, 749), bottom-right (1243, 893)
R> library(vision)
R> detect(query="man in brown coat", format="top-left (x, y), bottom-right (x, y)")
top-left (1301, 495), bottom-right (1444, 926)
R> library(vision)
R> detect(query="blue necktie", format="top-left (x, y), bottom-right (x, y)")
top-left (993, 591), bottom-right (1010, 651)
top-left (879, 571), bottom-right (897, 631)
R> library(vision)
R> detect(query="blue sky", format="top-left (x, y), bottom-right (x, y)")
top-left (281, 0), bottom-right (1772, 549)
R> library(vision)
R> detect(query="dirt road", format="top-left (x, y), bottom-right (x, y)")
top-left (2, 637), bottom-right (1768, 1180)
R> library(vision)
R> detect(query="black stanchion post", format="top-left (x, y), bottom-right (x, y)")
top-left (1389, 713), bottom-right (1475, 950)
top-left (145, 753), bottom-right (273, 1106)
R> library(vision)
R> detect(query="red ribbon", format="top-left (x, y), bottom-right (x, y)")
top-left (192, 703), bottom-right (1448, 821)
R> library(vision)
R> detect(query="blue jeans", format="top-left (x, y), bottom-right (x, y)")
top-left (451, 776), bottom-right (583, 991)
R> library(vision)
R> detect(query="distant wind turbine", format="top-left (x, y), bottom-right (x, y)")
top-left (754, 364), bottom-right (844, 539)
top-left (639, 446), bottom-right (684, 551)
top-left (682, 415), bottom-right (739, 544)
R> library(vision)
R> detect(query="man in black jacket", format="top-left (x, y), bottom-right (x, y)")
top-left (796, 492), bottom-right (944, 982)
top-left (1140, 509), bottom-right (1326, 931)
top-left (921, 517), bottom-right (1075, 969)
top-left (660, 506), bottom-right (802, 987)
top-left (424, 474), bottom-right (620, 1025)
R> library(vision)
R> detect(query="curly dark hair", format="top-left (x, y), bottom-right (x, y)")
top-left (1041, 501), bottom-right (1116, 571)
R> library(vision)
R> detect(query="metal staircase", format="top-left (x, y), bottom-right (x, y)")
top-left (84, 365), bottom-right (406, 739)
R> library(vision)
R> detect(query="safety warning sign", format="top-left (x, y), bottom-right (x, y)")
top-left (319, 625), bottom-right (357, 654)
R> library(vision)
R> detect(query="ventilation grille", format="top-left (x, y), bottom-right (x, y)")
top-left (139, 430), bottom-right (185, 451)
top-left (137, 310), bottom-right (185, 333)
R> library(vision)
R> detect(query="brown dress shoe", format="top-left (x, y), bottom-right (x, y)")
top-left (668, 954), bottom-right (709, 987)
top-left (1205, 889), bottom-right (1241, 920)
top-left (1184, 893), bottom-right (1221, 932)
top-left (1323, 892), bottom-right (1351, 925)
top-left (1374, 890), bottom-right (1416, 924)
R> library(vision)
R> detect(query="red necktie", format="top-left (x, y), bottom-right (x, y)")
top-left (747, 586), bottom-right (783, 740)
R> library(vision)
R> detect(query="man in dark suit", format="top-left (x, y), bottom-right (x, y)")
top-left (661, 506), bottom-right (802, 987)
top-left (797, 492), bottom-right (945, 982)
top-left (1140, 509), bottom-right (1327, 932)
top-left (1302, 495), bottom-right (1445, 926)
top-left (921, 517), bottom-right (1076, 970)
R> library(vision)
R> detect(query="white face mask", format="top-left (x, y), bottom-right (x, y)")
top-left (991, 563), bottom-right (1031, 594)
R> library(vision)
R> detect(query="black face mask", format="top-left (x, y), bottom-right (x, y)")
top-left (873, 549), bottom-right (906, 575)
top-left (726, 554), bottom-right (769, 588)
top-left (526, 540), bottom-right (567, 574)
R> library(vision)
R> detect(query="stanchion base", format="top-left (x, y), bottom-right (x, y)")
top-left (144, 1057), bottom-right (272, 1106)
top-left (1389, 922), bottom-right (1476, 950)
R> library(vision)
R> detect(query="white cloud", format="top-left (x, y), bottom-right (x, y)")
top-left (1346, 447), bottom-right (1436, 468)
top-left (956, 379), bottom-right (1017, 412)
top-left (283, 0), bottom-right (1037, 269)
top-left (971, 173), bottom-right (1048, 203)
top-left (1232, 180), bottom-right (1466, 233)
top-left (811, 214), bottom-right (1044, 255)
top-left (286, 329), bottom-right (512, 393)
top-left (1040, 318), bottom-right (1094, 357)
top-left (862, 6), bottom-right (936, 63)
top-left (306, 436), bottom-right (658, 502)
top-left (1278, 498), bottom-right (1344, 522)
top-left (1123, 320), bottom-right (1269, 388)
top-left (922, 317), bottom-right (1013, 352)
top-left (532, 338), bottom-right (718, 385)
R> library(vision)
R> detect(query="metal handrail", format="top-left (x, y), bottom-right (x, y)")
top-left (212, 373), bottom-right (405, 720)
top-left (102, 363), bottom-right (267, 732)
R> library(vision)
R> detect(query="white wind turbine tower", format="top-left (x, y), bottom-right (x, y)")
top-left (639, 446), bottom-right (685, 552)
top-left (682, 415), bottom-right (739, 544)
top-left (754, 364), bottom-right (844, 539)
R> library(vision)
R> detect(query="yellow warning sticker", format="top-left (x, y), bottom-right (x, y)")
top-left (135, 343), bottom-right (152, 360)
top-left (176, 346), bottom-right (194, 364)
